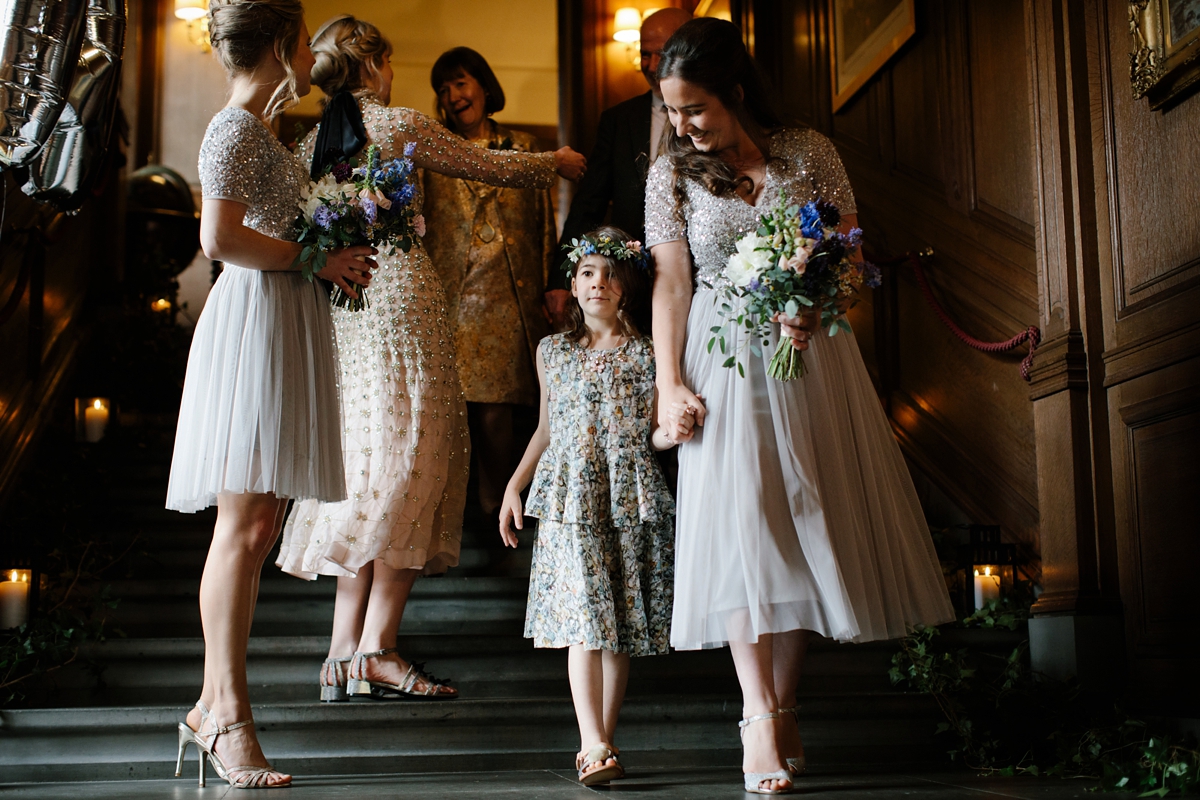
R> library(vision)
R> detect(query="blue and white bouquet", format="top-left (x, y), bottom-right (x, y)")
top-left (709, 192), bottom-right (880, 380)
top-left (293, 142), bottom-right (424, 311)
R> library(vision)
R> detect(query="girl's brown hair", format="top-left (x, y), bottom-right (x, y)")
top-left (656, 17), bottom-right (784, 202)
top-left (310, 15), bottom-right (392, 100)
top-left (564, 226), bottom-right (653, 347)
top-left (208, 0), bottom-right (305, 121)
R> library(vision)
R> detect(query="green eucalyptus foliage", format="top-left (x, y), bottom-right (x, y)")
top-left (890, 614), bottom-right (1199, 795)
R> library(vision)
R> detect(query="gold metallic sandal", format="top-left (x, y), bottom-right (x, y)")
top-left (175, 701), bottom-right (291, 789)
top-left (320, 656), bottom-right (352, 702)
top-left (576, 743), bottom-right (624, 785)
top-left (739, 712), bottom-right (793, 795)
top-left (346, 647), bottom-right (458, 700)
top-left (779, 705), bottom-right (806, 776)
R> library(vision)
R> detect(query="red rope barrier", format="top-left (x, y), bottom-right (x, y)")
top-left (877, 250), bottom-right (1041, 382)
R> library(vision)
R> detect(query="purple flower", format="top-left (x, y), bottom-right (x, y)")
top-left (312, 205), bottom-right (335, 230)
top-left (404, 141), bottom-right (417, 158)
top-left (815, 199), bottom-right (841, 229)
top-left (747, 278), bottom-right (762, 292)
top-left (845, 227), bottom-right (863, 249)
top-left (864, 263), bottom-right (882, 288)
top-left (331, 162), bottom-right (352, 182)
top-left (360, 197), bottom-right (377, 224)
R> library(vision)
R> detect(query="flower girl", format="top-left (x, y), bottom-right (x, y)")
top-left (499, 227), bottom-right (685, 786)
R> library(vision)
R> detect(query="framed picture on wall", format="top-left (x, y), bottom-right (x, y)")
top-left (829, 0), bottom-right (916, 112)
top-left (1130, 0), bottom-right (1200, 110)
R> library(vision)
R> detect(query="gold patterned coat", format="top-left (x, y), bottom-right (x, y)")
top-left (422, 124), bottom-right (556, 406)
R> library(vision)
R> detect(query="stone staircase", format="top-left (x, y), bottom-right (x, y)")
top-left (0, 420), bottom-right (952, 784)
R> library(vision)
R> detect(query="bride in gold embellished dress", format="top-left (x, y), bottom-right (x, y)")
top-left (276, 15), bottom-right (585, 701)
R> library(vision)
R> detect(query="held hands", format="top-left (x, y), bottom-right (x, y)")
top-left (554, 147), bottom-right (587, 181)
top-left (498, 485), bottom-right (525, 548)
top-left (315, 245), bottom-right (379, 300)
top-left (659, 383), bottom-right (706, 445)
top-left (773, 309), bottom-right (820, 351)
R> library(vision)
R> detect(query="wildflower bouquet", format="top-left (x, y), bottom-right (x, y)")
top-left (709, 193), bottom-right (880, 380)
top-left (293, 142), bottom-right (425, 311)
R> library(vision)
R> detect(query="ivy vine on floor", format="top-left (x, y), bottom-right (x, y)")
top-left (889, 598), bottom-right (1199, 796)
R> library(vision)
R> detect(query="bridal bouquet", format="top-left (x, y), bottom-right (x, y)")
top-left (293, 142), bottom-right (424, 311)
top-left (708, 192), bottom-right (880, 380)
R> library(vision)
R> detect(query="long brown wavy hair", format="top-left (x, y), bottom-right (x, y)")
top-left (656, 17), bottom-right (784, 205)
top-left (563, 226), bottom-right (654, 347)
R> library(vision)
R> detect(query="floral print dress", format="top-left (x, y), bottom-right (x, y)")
top-left (523, 334), bottom-right (674, 656)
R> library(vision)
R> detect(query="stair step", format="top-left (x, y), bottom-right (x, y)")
top-left (42, 634), bottom-right (897, 707)
top-left (0, 693), bottom-right (942, 783)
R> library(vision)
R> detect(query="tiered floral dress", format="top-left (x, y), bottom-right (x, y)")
top-left (276, 96), bottom-right (557, 579)
top-left (523, 334), bottom-right (674, 656)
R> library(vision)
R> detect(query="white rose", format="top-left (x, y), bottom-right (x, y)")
top-left (725, 252), bottom-right (757, 287)
top-left (735, 234), bottom-right (773, 273)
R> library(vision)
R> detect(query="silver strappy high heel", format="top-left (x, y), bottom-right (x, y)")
top-left (738, 711), bottom-right (794, 795)
top-left (779, 705), bottom-right (807, 776)
top-left (346, 647), bottom-right (458, 700)
top-left (320, 656), bottom-right (352, 702)
top-left (174, 701), bottom-right (291, 789)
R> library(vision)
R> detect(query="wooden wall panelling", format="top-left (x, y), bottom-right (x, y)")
top-left (1090, 0), bottom-right (1200, 702)
top-left (1109, 362), bottom-right (1200, 709)
top-left (1025, 0), bottom-right (1113, 620)
top-left (758, 0), bottom-right (1042, 561)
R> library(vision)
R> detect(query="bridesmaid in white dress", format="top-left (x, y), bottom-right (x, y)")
top-left (275, 16), bottom-right (586, 701)
top-left (646, 19), bottom-right (955, 795)
top-left (164, 0), bottom-right (376, 789)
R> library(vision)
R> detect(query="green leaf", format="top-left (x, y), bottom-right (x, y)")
top-left (707, 337), bottom-right (716, 353)
top-left (737, 362), bottom-right (745, 378)
top-left (785, 299), bottom-right (799, 319)
top-left (723, 356), bottom-right (736, 368)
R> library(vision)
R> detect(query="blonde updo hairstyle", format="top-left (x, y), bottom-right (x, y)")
top-left (207, 0), bottom-right (305, 121)
top-left (310, 15), bottom-right (393, 100)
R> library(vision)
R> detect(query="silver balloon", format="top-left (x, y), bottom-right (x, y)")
top-left (22, 0), bottom-right (125, 210)
top-left (0, 0), bottom-right (89, 170)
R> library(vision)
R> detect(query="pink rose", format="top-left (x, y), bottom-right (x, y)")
top-left (414, 214), bottom-right (426, 237)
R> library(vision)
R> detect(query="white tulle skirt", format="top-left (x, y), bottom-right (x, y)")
top-left (670, 289), bottom-right (955, 650)
top-left (165, 265), bottom-right (346, 513)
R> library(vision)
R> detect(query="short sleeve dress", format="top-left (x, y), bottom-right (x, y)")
top-left (165, 107), bottom-right (345, 512)
top-left (523, 334), bottom-right (674, 656)
top-left (644, 128), bottom-right (955, 649)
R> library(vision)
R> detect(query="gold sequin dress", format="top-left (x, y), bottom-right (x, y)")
top-left (166, 107), bottom-right (345, 513)
top-left (277, 97), bottom-right (557, 578)
top-left (421, 125), bottom-right (556, 406)
top-left (645, 128), bottom-right (955, 648)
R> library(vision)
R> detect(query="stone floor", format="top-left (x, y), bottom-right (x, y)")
top-left (0, 768), bottom-right (1105, 799)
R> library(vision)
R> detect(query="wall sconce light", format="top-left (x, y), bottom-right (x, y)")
top-left (175, 0), bottom-right (211, 53)
top-left (614, 7), bottom-right (642, 67)
top-left (75, 397), bottom-right (112, 443)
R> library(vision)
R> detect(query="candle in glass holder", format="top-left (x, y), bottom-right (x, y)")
top-left (0, 570), bottom-right (31, 629)
top-left (973, 566), bottom-right (1001, 610)
top-left (84, 398), bottom-right (110, 442)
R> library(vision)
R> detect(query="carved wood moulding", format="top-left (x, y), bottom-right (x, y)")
top-left (1129, 0), bottom-right (1200, 109)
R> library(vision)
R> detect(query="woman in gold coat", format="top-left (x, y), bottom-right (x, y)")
top-left (422, 47), bottom-right (568, 520)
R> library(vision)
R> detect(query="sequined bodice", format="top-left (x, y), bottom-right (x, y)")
top-left (300, 96), bottom-right (557, 217)
top-left (198, 107), bottom-right (308, 241)
top-left (644, 128), bottom-right (857, 291)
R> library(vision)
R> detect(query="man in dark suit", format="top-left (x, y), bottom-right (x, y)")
top-left (557, 7), bottom-right (692, 266)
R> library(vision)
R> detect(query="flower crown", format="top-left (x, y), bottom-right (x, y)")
top-left (563, 235), bottom-right (651, 272)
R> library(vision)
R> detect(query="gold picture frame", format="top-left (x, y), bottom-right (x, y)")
top-left (829, 0), bottom-right (916, 113)
top-left (1130, 0), bottom-right (1200, 109)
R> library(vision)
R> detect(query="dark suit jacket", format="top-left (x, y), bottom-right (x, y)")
top-left (558, 91), bottom-right (653, 273)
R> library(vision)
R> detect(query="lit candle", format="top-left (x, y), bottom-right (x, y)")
top-left (973, 566), bottom-right (1001, 609)
top-left (0, 570), bottom-right (31, 629)
top-left (84, 398), bottom-right (109, 442)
